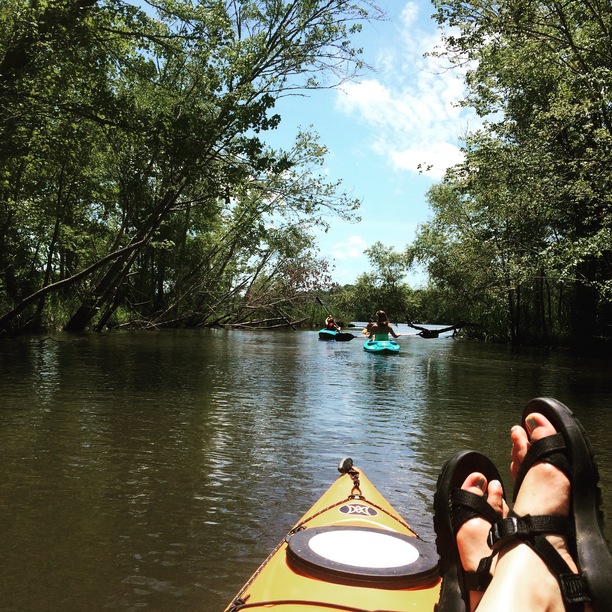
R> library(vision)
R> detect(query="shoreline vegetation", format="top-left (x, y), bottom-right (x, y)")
top-left (1, 1), bottom-right (610, 352)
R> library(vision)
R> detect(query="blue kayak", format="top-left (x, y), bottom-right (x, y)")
top-left (363, 339), bottom-right (400, 354)
top-left (318, 329), bottom-right (355, 341)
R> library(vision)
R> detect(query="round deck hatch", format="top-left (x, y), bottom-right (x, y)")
top-left (286, 526), bottom-right (439, 588)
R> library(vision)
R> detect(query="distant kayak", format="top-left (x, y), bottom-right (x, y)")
top-left (318, 329), bottom-right (355, 341)
top-left (224, 458), bottom-right (440, 611)
top-left (363, 338), bottom-right (400, 354)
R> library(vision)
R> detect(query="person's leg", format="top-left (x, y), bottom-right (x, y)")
top-left (441, 398), bottom-right (612, 612)
top-left (476, 413), bottom-right (590, 612)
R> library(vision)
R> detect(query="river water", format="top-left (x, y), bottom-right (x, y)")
top-left (1, 327), bottom-right (611, 611)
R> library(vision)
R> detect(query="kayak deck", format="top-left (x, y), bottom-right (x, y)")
top-left (363, 339), bottom-right (400, 354)
top-left (318, 329), bottom-right (354, 341)
top-left (224, 459), bottom-right (440, 611)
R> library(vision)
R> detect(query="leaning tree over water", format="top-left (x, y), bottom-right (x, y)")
top-left (0, 0), bottom-right (381, 335)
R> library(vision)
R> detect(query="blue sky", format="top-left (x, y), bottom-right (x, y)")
top-left (260, 1), bottom-right (479, 287)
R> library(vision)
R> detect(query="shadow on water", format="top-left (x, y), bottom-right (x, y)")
top-left (1, 327), bottom-right (611, 610)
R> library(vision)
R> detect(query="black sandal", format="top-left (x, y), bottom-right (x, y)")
top-left (433, 450), bottom-right (506, 611)
top-left (491, 397), bottom-right (612, 611)
top-left (488, 509), bottom-right (590, 611)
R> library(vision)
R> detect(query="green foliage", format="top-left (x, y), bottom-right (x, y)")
top-left (0, 0), bottom-right (381, 335)
top-left (409, 0), bottom-right (612, 346)
top-left (331, 242), bottom-right (419, 324)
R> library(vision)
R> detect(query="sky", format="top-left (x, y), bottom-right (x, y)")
top-left (260, 0), bottom-right (479, 287)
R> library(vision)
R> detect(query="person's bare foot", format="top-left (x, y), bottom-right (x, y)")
top-left (434, 451), bottom-right (508, 611)
top-left (511, 413), bottom-right (578, 574)
top-left (455, 472), bottom-right (506, 610)
top-left (477, 413), bottom-right (591, 611)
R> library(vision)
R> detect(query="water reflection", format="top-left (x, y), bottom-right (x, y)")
top-left (0, 330), bottom-right (611, 610)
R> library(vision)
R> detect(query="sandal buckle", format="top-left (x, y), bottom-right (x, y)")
top-left (559, 573), bottom-right (591, 604)
top-left (488, 516), bottom-right (519, 548)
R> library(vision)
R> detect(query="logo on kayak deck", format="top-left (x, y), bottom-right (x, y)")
top-left (339, 504), bottom-right (378, 517)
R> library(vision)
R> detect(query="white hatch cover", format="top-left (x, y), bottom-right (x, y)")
top-left (286, 526), bottom-right (439, 588)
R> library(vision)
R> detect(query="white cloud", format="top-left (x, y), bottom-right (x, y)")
top-left (400, 2), bottom-right (420, 31)
top-left (335, 2), bottom-right (479, 179)
top-left (332, 235), bottom-right (368, 260)
top-left (390, 142), bottom-right (464, 180)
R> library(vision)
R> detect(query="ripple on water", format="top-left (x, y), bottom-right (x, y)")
top-left (1, 330), bottom-right (611, 611)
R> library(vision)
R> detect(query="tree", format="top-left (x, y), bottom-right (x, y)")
top-left (423, 0), bottom-right (612, 345)
top-left (337, 242), bottom-right (414, 323)
top-left (133, 131), bottom-right (357, 329)
top-left (0, 0), bottom-right (382, 335)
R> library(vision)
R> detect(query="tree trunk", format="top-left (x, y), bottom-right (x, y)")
top-left (64, 183), bottom-right (186, 331)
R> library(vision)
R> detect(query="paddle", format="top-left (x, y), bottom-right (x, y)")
top-left (316, 296), bottom-right (334, 318)
top-left (407, 320), bottom-right (466, 339)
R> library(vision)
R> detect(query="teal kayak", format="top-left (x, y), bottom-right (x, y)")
top-left (318, 329), bottom-right (355, 341)
top-left (363, 339), bottom-right (400, 354)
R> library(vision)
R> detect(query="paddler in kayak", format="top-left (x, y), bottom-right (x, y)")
top-left (368, 310), bottom-right (401, 340)
top-left (324, 315), bottom-right (340, 331)
top-left (361, 319), bottom-right (375, 335)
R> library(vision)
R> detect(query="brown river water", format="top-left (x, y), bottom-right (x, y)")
top-left (1, 327), bottom-right (611, 611)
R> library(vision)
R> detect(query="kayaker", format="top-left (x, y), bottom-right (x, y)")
top-left (325, 315), bottom-right (340, 331)
top-left (368, 310), bottom-right (400, 340)
top-left (361, 319), bottom-right (374, 335)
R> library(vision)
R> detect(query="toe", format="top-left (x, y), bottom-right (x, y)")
top-left (510, 425), bottom-right (529, 479)
top-left (486, 479), bottom-right (507, 517)
top-left (460, 473), bottom-right (507, 517)
top-left (524, 412), bottom-right (557, 442)
top-left (462, 472), bottom-right (487, 496)
top-left (510, 413), bottom-right (559, 479)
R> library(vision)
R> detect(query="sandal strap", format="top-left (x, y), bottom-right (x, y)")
top-left (534, 536), bottom-right (591, 610)
top-left (450, 488), bottom-right (501, 533)
top-left (488, 512), bottom-right (573, 548)
top-left (513, 433), bottom-right (571, 502)
top-left (463, 553), bottom-right (494, 592)
top-left (448, 488), bottom-right (501, 595)
top-left (488, 512), bottom-right (591, 611)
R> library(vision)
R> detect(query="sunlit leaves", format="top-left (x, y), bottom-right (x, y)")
top-left (0, 0), bottom-right (381, 333)
top-left (418, 0), bottom-right (612, 343)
